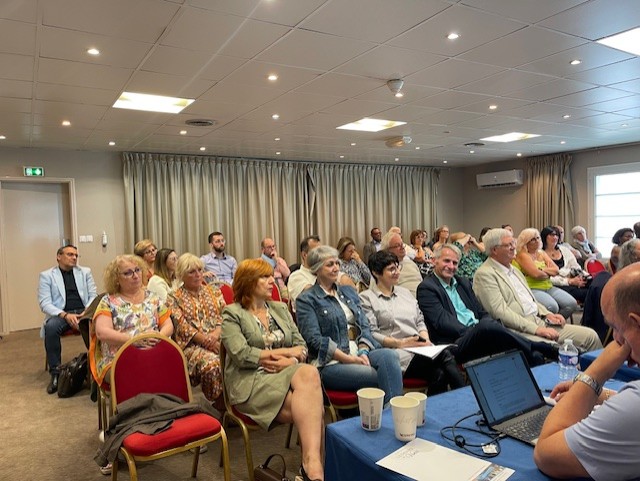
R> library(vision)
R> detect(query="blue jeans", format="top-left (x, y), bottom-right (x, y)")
top-left (44, 316), bottom-right (72, 374)
top-left (532, 286), bottom-right (578, 320)
top-left (319, 348), bottom-right (403, 405)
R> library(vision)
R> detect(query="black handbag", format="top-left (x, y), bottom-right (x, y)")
top-left (253, 453), bottom-right (290, 481)
top-left (57, 352), bottom-right (88, 398)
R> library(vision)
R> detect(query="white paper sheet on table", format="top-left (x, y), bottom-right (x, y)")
top-left (402, 344), bottom-right (452, 359)
top-left (376, 438), bottom-right (514, 481)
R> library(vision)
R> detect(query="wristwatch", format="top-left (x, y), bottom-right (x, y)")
top-left (573, 372), bottom-right (603, 396)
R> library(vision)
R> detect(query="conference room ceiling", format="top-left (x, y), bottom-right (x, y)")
top-left (1, 0), bottom-right (640, 167)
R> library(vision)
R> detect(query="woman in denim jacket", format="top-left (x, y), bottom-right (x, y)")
top-left (296, 245), bottom-right (403, 405)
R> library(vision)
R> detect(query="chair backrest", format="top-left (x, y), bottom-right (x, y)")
top-left (111, 332), bottom-right (192, 409)
top-left (271, 284), bottom-right (282, 302)
top-left (586, 259), bottom-right (606, 276)
top-left (219, 283), bottom-right (234, 304)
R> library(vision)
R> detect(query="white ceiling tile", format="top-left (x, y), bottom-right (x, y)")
top-left (374, 105), bottom-right (442, 122)
top-left (256, 29), bottom-right (374, 71)
top-left (508, 79), bottom-right (594, 102)
top-left (0, 19), bottom-right (36, 56)
top-left (460, 97), bottom-right (533, 114)
top-left (336, 45), bottom-right (445, 80)
top-left (355, 85), bottom-right (445, 104)
top-left (127, 71), bottom-right (215, 99)
top-left (458, 26), bottom-right (586, 68)
top-left (184, 0), bottom-right (260, 17)
top-left (301, 0), bottom-right (446, 43)
top-left (322, 99), bottom-right (396, 118)
top-left (222, 118), bottom-right (278, 133)
top-left (415, 91), bottom-right (490, 110)
top-left (296, 73), bottom-right (381, 98)
top-left (42, 0), bottom-right (180, 43)
top-left (0, 53), bottom-right (34, 81)
top-left (0, 98), bottom-right (32, 114)
top-left (538, 0), bottom-right (640, 40)
top-left (550, 87), bottom-right (634, 108)
top-left (610, 79), bottom-right (640, 95)
top-left (416, 109), bottom-right (484, 126)
top-left (141, 46), bottom-right (216, 77)
top-left (36, 83), bottom-right (116, 106)
top-left (37, 58), bottom-right (132, 90)
top-left (568, 58), bottom-right (640, 87)
top-left (33, 100), bottom-right (108, 126)
top-left (407, 59), bottom-right (503, 89)
top-left (220, 20), bottom-right (290, 59)
top-left (219, 61), bottom-right (322, 90)
top-left (199, 79), bottom-right (286, 105)
top-left (568, 113), bottom-right (635, 128)
top-left (0, 0), bottom-right (37, 23)
top-left (179, 100), bottom-right (252, 121)
top-left (0, 79), bottom-right (32, 99)
top-left (390, 4), bottom-right (525, 56)
top-left (586, 95), bottom-right (640, 114)
top-left (100, 107), bottom-right (173, 125)
top-left (197, 56), bottom-right (247, 81)
top-left (459, 70), bottom-right (551, 96)
top-left (161, 8), bottom-right (243, 51)
top-left (39, 26), bottom-right (153, 69)
top-left (454, 114), bottom-right (516, 130)
top-left (94, 119), bottom-right (163, 135)
top-left (460, 0), bottom-right (587, 24)
top-left (187, 0), bottom-right (326, 27)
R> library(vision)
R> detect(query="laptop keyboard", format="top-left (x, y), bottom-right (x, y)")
top-left (500, 407), bottom-right (551, 443)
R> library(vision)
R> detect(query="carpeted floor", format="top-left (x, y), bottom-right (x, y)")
top-left (0, 329), bottom-right (303, 481)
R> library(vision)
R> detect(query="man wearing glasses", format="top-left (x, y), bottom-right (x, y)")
top-left (38, 245), bottom-right (97, 394)
top-left (473, 229), bottom-right (601, 352)
top-left (382, 232), bottom-right (422, 296)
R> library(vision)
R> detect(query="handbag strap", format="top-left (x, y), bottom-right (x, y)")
top-left (260, 453), bottom-right (287, 478)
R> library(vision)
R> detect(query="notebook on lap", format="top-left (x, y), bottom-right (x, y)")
top-left (464, 350), bottom-right (553, 446)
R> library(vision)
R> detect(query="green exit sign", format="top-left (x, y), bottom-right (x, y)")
top-left (23, 166), bottom-right (45, 177)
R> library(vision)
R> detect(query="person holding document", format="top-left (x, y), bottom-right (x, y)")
top-left (417, 244), bottom-right (553, 366)
top-left (360, 251), bottom-right (465, 394)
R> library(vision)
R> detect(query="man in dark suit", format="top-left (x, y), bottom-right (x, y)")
top-left (417, 243), bottom-right (552, 365)
top-left (38, 245), bottom-right (97, 394)
top-left (362, 227), bottom-right (382, 265)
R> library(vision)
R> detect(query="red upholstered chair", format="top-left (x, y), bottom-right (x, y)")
top-left (270, 284), bottom-right (282, 302)
top-left (324, 388), bottom-right (359, 424)
top-left (586, 259), bottom-right (606, 277)
top-left (109, 332), bottom-right (230, 481)
top-left (218, 283), bottom-right (234, 305)
top-left (402, 377), bottom-right (429, 394)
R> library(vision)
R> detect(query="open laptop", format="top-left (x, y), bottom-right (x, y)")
top-left (464, 350), bottom-right (554, 446)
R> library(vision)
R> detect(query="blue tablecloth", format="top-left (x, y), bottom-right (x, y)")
top-left (325, 363), bottom-right (624, 481)
top-left (580, 348), bottom-right (640, 382)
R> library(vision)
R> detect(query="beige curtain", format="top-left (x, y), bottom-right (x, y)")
top-left (526, 153), bottom-right (575, 230)
top-left (124, 152), bottom-right (440, 264)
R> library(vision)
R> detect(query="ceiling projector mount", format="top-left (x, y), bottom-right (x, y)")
top-left (385, 136), bottom-right (412, 148)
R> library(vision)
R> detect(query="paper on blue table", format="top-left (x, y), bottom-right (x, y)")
top-left (376, 438), bottom-right (514, 481)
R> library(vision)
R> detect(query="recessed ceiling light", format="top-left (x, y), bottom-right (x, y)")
top-left (597, 27), bottom-right (640, 56)
top-left (200, 147), bottom-right (206, 151)
top-left (274, 137), bottom-right (280, 141)
top-left (267, 74), bottom-right (278, 81)
top-left (570, 59), bottom-right (581, 65)
top-left (87, 48), bottom-right (100, 56)
top-left (395, 92), bottom-right (404, 98)
top-left (394, 158), bottom-right (399, 162)
top-left (469, 150), bottom-right (475, 154)
top-left (415, 146), bottom-right (420, 150)
top-left (447, 33), bottom-right (459, 40)
top-left (0, 135), bottom-right (6, 140)
top-left (563, 114), bottom-right (571, 119)
top-left (113, 92), bottom-right (194, 114)
top-left (272, 114), bottom-right (280, 120)
top-left (480, 132), bottom-right (540, 143)
top-left (276, 151), bottom-right (281, 155)
top-left (516, 153), bottom-right (522, 157)
top-left (443, 160), bottom-right (448, 164)
top-left (560, 140), bottom-right (566, 144)
top-left (61, 120), bottom-right (71, 126)
top-left (489, 105), bottom-right (497, 110)
top-left (350, 142), bottom-right (356, 146)
top-left (339, 155), bottom-right (345, 159)
top-left (180, 130), bottom-right (187, 135)
top-left (337, 118), bottom-right (406, 132)
top-left (108, 141), bottom-right (115, 146)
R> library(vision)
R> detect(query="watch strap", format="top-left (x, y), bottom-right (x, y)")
top-left (573, 372), bottom-right (603, 396)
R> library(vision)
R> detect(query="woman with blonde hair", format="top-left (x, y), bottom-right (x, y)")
top-left (134, 238), bottom-right (157, 279)
top-left (222, 258), bottom-right (324, 481)
top-left (514, 228), bottom-right (577, 320)
top-left (147, 248), bottom-right (179, 301)
top-left (169, 253), bottom-right (225, 405)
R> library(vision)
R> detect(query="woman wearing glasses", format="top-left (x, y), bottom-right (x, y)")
top-left (514, 228), bottom-right (578, 320)
top-left (89, 254), bottom-right (173, 388)
top-left (134, 238), bottom-right (157, 281)
top-left (168, 253), bottom-right (225, 406)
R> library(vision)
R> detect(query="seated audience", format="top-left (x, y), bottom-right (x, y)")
top-left (201, 231), bottom-right (237, 284)
top-left (147, 248), bottom-right (179, 301)
top-left (362, 227), bottom-right (382, 264)
top-left (417, 244), bottom-right (551, 365)
top-left (221, 259), bottom-right (324, 481)
top-left (534, 263), bottom-right (640, 480)
top-left (609, 245), bottom-right (621, 274)
top-left (501, 224), bottom-right (514, 234)
top-left (634, 221), bottom-right (640, 239)
top-left (555, 224), bottom-right (582, 260)
top-left (360, 251), bottom-right (465, 394)
top-left (612, 227), bottom-right (634, 247)
top-left (38, 244), bottom-right (97, 394)
top-left (513, 228), bottom-right (577, 319)
top-left (409, 229), bottom-right (434, 278)
top-left (541, 226), bottom-right (589, 303)
top-left (134, 238), bottom-right (157, 281)
top-left (431, 225), bottom-right (450, 251)
top-left (570, 226), bottom-right (601, 266)
top-left (336, 236), bottom-right (371, 288)
top-left (477, 227), bottom-right (492, 252)
top-left (473, 229), bottom-right (601, 352)
top-left (90, 255), bottom-right (173, 387)
top-left (450, 232), bottom-right (486, 280)
top-left (260, 237), bottom-right (290, 299)
top-left (168, 254), bottom-right (225, 405)
top-left (389, 226), bottom-right (416, 260)
top-left (296, 246), bottom-right (403, 406)
top-left (382, 231), bottom-right (423, 296)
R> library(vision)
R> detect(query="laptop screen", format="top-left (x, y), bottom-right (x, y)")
top-left (465, 350), bottom-right (545, 425)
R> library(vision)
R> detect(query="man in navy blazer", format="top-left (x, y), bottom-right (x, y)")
top-left (38, 245), bottom-right (97, 394)
top-left (417, 244), bottom-right (552, 366)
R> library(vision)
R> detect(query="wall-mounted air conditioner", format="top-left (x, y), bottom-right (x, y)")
top-left (476, 169), bottom-right (524, 189)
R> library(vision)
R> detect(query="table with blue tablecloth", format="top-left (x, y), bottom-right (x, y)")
top-left (580, 348), bottom-right (640, 382)
top-left (325, 363), bottom-right (624, 481)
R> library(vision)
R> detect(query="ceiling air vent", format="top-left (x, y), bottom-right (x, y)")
top-left (185, 119), bottom-right (215, 127)
top-left (464, 142), bottom-right (485, 147)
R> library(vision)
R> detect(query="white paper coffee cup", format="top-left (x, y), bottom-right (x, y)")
top-left (357, 387), bottom-right (385, 431)
top-left (405, 392), bottom-right (427, 427)
top-left (390, 395), bottom-right (419, 442)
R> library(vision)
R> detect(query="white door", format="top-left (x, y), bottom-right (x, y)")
top-left (0, 181), bottom-right (73, 332)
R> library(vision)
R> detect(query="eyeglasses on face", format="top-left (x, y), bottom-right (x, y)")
top-left (528, 236), bottom-right (541, 242)
top-left (497, 242), bottom-right (516, 249)
top-left (120, 267), bottom-right (142, 278)
top-left (143, 247), bottom-right (157, 255)
top-left (388, 243), bottom-right (404, 250)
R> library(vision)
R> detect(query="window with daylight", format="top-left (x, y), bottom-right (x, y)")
top-left (588, 163), bottom-right (640, 255)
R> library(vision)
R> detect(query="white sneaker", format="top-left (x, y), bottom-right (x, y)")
top-left (100, 463), bottom-right (112, 476)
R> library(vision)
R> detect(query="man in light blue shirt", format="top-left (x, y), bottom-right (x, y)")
top-left (200, 231), bottom-right (237, 284)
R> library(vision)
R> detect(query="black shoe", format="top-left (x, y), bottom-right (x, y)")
top-left (47, 373), bottom-right (59, 394)
top-left (532, 341), bottom-right (560, 361)
top-left (300, 465), bottom-right (322, 481)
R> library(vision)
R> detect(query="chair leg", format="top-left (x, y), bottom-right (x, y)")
top-left (238, 421), bottom-right (255, 481)
top-left (190, 445), bottom-right (200, 477)
top-left (121, 449), bottom-right (138, 481)
top-left (219, 429), bottom-right (231, 481)
top-left (111, 457), bottom-right (118, 481)
top-left (285, 423), bottom-right (295, 448)
top-left (219, 412), bottom-right (229, 468)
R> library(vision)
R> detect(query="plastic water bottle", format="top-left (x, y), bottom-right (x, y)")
top-left (558, 339), bottom-right (579, 381)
